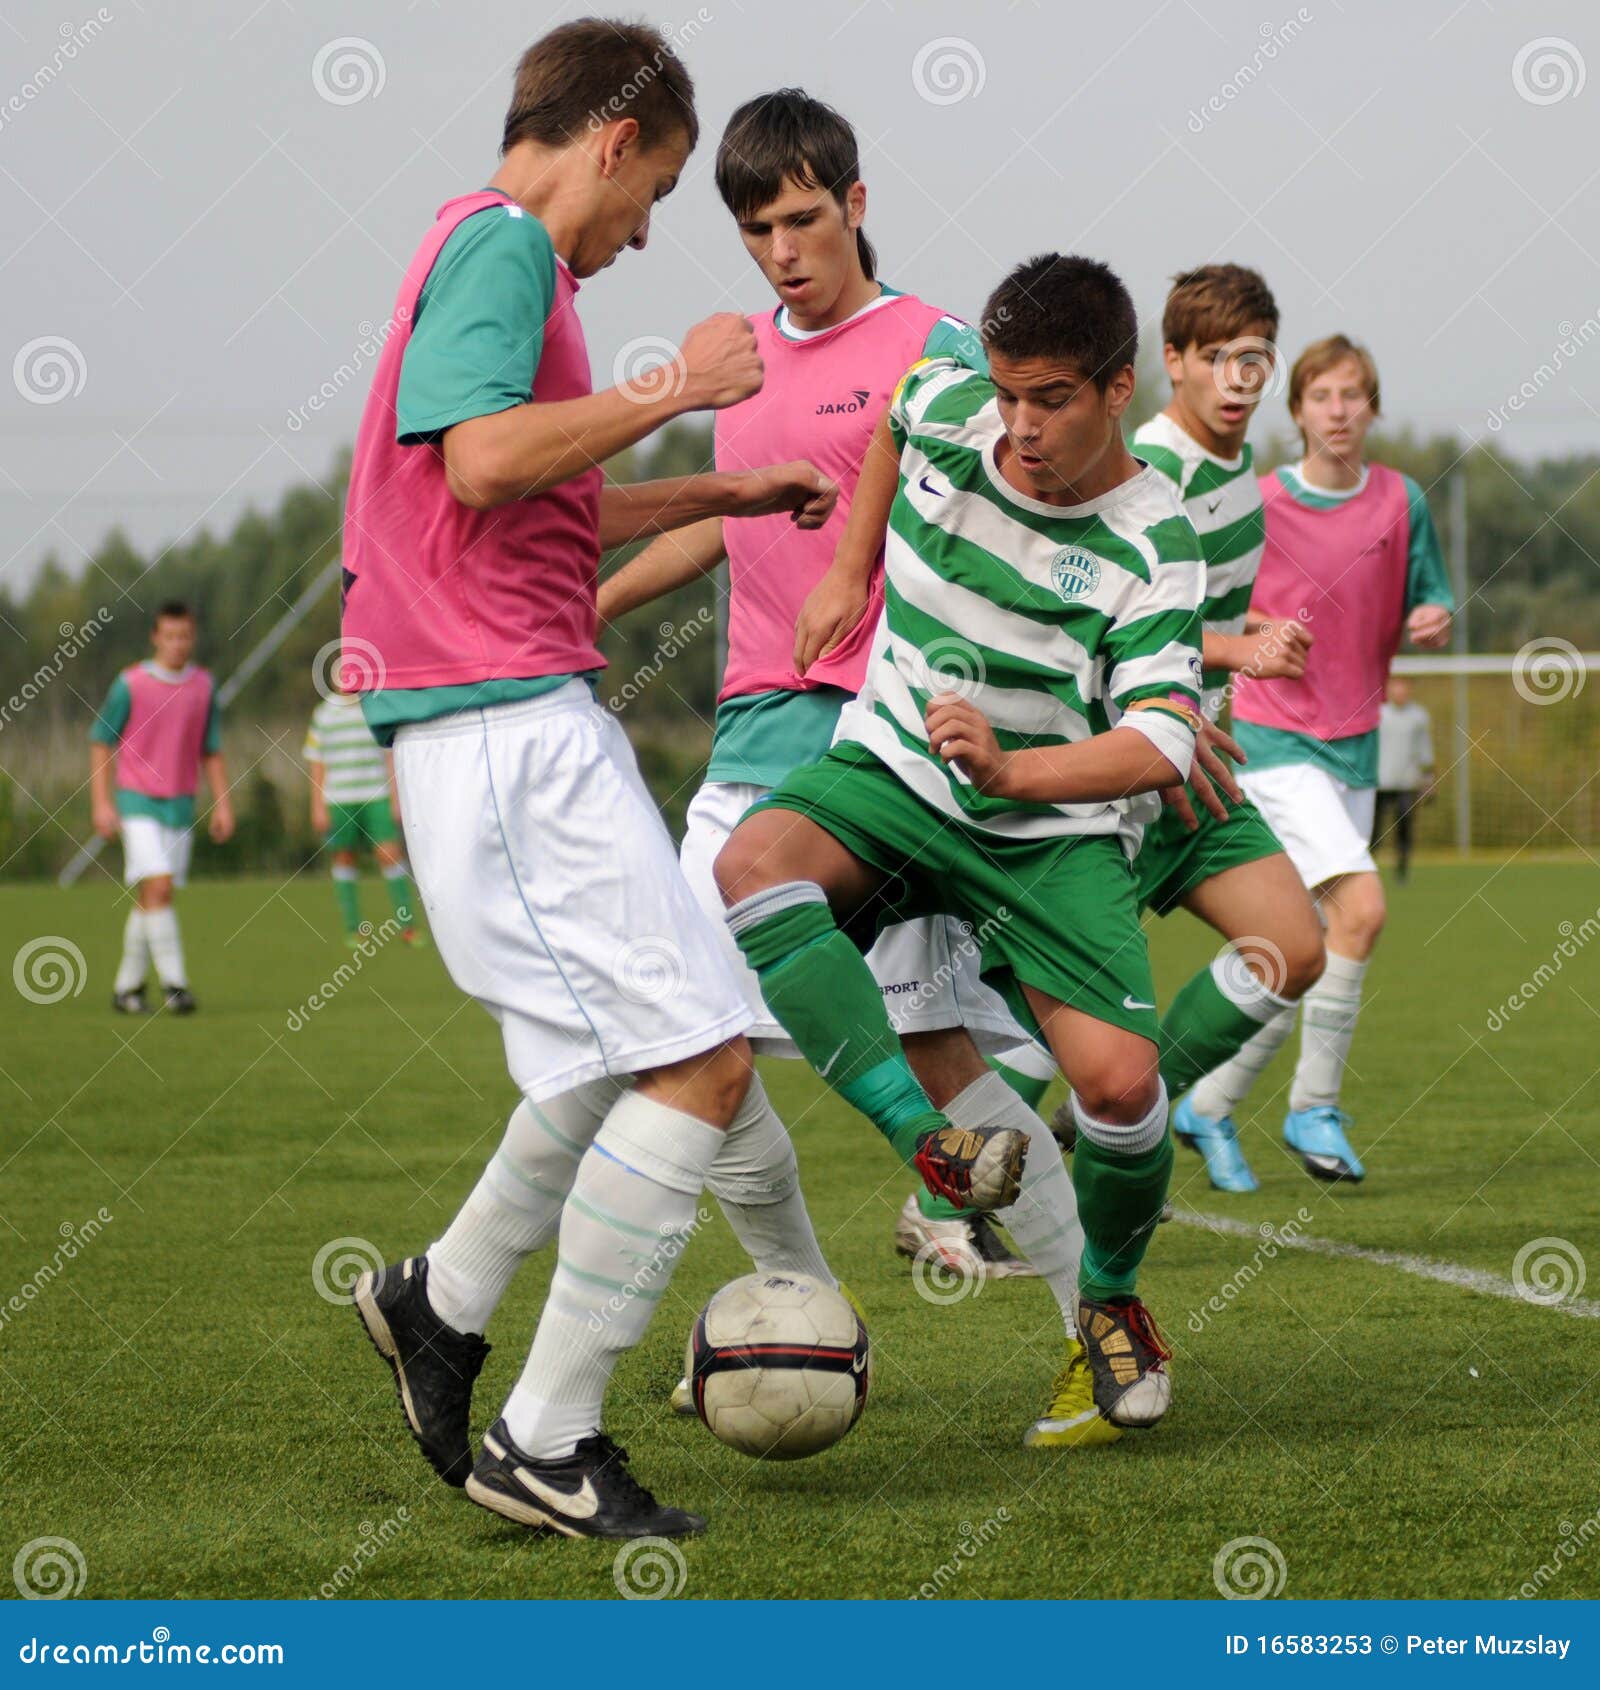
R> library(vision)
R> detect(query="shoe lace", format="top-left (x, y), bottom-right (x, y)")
top-left (1124, 1299), bottom-right (1172, 1364)
top-left (583, 1434), bottom-right (657, 1510)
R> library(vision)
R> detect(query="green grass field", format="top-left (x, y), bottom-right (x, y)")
top-left (2, 862), bottom-right (1597, 1602)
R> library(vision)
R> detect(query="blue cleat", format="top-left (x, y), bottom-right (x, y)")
top-left (1283, 1106), bottom-right (1365, 1183)
top-left (1173, 1095), bottom-right (1258, 1193)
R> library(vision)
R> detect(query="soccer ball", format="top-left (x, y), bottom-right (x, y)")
top-left (686, 1273), bottom-right (870, 1460)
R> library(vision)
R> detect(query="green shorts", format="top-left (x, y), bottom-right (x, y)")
top-left (1135, 779), bottom-right (1282, 916)
top-left (758, 741), bottom-right (1158, 1040)
top-left (325, 799), bottom-right (398, 850)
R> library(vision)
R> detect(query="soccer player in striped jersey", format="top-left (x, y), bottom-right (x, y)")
top-left (600, 89), bottom-right (1054, 1294)
top-left (303, 681), bottom-right (423, 948)
top-left (1111, 266), bottom-right (1327, 1193)
top-left (717, 254), bottom-right (1214, 1430)
top-left (90, 601), bottom-right (234, 1014)
top-left (1187, 334), bottom-right (1453, 1183)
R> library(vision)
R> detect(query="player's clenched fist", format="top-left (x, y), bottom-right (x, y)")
top-left (925, 692), bottom-right (1009, 793)
top-left (1239, 618), bottom-right (1312, 679)
top-left (740, 460), bottom-right (838, 530)
top-left (679, 312), bottom-right (764, 409)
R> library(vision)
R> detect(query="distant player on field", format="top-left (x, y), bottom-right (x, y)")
top-left (1184, 334), bottom-right (1453, 1183)
top-left (90, 600), bottom-right (234, 1014)
top-left (302, 680), bottom-right (423, 948)
top-left (717, 255), bottom-right (1216, 1432)
top-left (342, 20), bottom-right (850, 1541)
top-left (1118, 266), bottom-right (1326, 1194)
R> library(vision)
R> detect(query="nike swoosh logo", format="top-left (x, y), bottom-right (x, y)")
top-left (1205, 496), bottom-right (1223, 514)
top-left (852, 1349), bottom-right (868, 1374)
top-left (818, 1039), bottom-right (849, 1078)
top-left (917, 474), bottom-right (945, 497)
top-left (1123, 995), bottom-right (1156, 1011)
top-left (513, 1465), bottom-right (599, 1520)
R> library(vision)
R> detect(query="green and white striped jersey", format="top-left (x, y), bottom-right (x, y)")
top-left (303, 695), bottom-right (390, 804)
top-left (1132, 411), bottom-right (1264, 705)
top-left (835, 357), bottom-right (1204, 844)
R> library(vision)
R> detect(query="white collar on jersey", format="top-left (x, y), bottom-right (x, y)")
top-left (1285, 459), bottom-right (1369, 501)
top-left (141, 660), bottom-right (196, 686)
top-left (776, 286), bottom-right (900, 341)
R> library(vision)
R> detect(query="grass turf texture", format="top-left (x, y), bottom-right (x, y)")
top-left (1, 863), bottom-right (1597, 1601)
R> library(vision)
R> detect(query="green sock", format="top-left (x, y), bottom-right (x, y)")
top-left (735, 896), bottom-right (939, 1162)
top-left (1159, 964), bottom-right (1273, 1099)
top-left (332, 871), bottom-right (361, 934)
top-left (916, 1054), bottom-right (1051, 1221)
top-left (382, 866), bottom-right (416, 926)
top-left (1073, 1128), bottom-right (1174, 1300)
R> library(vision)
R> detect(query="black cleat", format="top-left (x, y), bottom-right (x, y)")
top-left (1078, 1294), bottom-right (1172, 1428)
top-left (1049, 1100), bottom-right (1077, 1152)
top-left (912, 1115), bottom-right (1027, 1211)
top-left (111, 988), bottom-right (148, 1014)
top-left (467, 1418), bottom-right (705, 1539)
top-left (353, 1255), bottom-right (490, 1487)
top-left (163, 986), bottom-right (197, 1014)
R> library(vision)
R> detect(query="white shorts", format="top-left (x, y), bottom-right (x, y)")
top-left (678, 778), bottom-right (1037, 1059)
top-left (120, 815), bottom-right (192, 887)
top-left (1238, 761), bottom-right (1377, 891)
top-left (392, 684), bottom-right (752, 1103)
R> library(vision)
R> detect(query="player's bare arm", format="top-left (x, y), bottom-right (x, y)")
top-left (89, 741), bottom-right (119, 839)
top-left (793, 407), bottom-right (899, 672)
top-left (924, 692), bottom-right (1191, 802)
top-left (309, 758), bottom-right (329, 836)
top-left (597, 517), bottom-right (724, 630)
top-left (598, 459), bottom-right (835, 550)
top-left (203, 752), bottom-right (235, 845)
top-left (1407, 602), bottom-right (1452, 648)
top-left (1205, 619), bottom-right (1312, 678)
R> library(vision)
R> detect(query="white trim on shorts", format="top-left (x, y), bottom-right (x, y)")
top-left (1237, 760), bottom-right (1377, 890)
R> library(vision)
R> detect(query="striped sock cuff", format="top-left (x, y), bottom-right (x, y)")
top-left (1210, 951), bottom-right (1298, 1023)
top-left (725, 880), bottom-right (828, 939)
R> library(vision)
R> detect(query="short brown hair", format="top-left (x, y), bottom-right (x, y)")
top-left (1162, 264), bottom-right (1278, 352)
top-left (501, 19), bottom-right (698, 155)
top-left (1288, 333), bottom-right (1381, 418)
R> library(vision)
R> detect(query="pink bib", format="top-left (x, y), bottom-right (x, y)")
top-left (1233, 464), bottom-right (1412, 740)
top-left (115, 664), bottom-right (214, 798)
top-left (714, 294), bottom-right (950, 700)
top-left (342, 193), bottom-right (604, 692)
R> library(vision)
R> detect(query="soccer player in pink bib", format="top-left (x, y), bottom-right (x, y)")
top-left (1184, 334), bottom-right (1454, 1183)
top-left (341, 21), bottom-right (862, 1542)
top-left (90, 601), bottom-right (234, 1014)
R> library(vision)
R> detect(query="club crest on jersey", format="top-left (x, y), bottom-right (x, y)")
top-left (1049, 547), bottom-right (1100, 603)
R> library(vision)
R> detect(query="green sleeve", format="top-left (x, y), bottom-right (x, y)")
top-left (1403, 475), bottom-right (1454, 612)
top-left (89, 673), bottom-right (131, 746)
top-left (203, 689), bottom-right (223, 755)
top-left (920, 315), bottom-right (988, 375)
top-left (396, 207), bottom-right (557, 445)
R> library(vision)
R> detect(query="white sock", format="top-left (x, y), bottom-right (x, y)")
top-left (705, 1073), bottom-right (833, 1284)
top-left (503, 1090), bottom-right (724, 1459)
top-left (947, 1072), bottom-right (1082, 1331)
top-left (425, 1078), bottom-right (624, 1335)
top-left (1188, 1003), bottom-right (1298, 1121)
top-left (114, 909), bottom-right (149, 994)
top-left (1289, 951), bottom-right (1367, 1111)
top-left (143, 906), bottom-right (186, 989)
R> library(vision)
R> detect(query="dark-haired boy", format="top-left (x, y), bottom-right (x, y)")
top-left (716, 254), bottom-right (1211, 1429)
top-left (1119, 266), bottom-right (1326, 1194)
top-left (90, 600), bottom-right (233, 1013)
top-left (600, 88), bottom-right (1050, 1288)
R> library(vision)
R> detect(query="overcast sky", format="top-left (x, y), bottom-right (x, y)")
top-left (3, 0), bottom-right (1598, 594)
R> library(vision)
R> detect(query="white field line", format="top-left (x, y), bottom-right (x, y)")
top-left (1171, 1209), bottom-right (1600, 1320)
